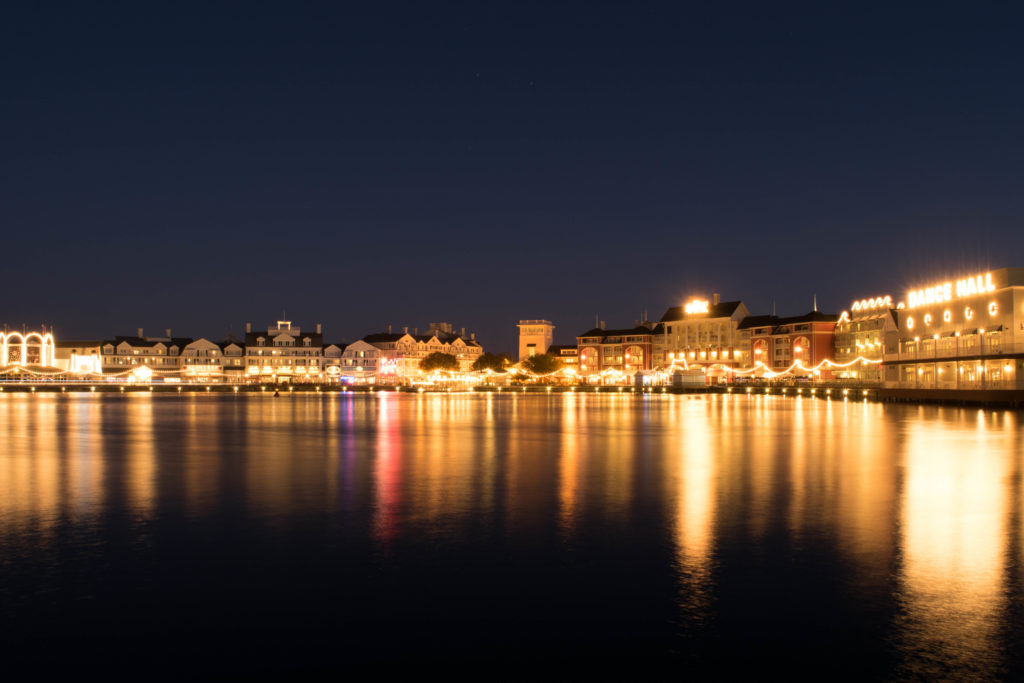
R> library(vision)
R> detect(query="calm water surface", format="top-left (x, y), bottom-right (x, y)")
top-left (1, 392), bottom-right (1022, 677)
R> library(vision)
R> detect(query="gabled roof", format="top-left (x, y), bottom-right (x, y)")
top-left (659, 300), bottom-right (742, 322)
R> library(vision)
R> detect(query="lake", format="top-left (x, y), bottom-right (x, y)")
top-left (1, 392), bottom-right (1021, 677)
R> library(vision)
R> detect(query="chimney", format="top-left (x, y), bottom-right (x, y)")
top-left (600, 321), bottom-right (605, 330)
top-left (402, 326), bottom-right (408, 334)
top-left (245, 322), bottom-right (252, 334)
top-left (461, 327), bottom-right (466, 337)
top-left (165, 328), bottom-right (171, 338)
top-left (137, 327), bottom-right (144, 338)
top-left (316, 323), bottom-right (322, 334)
top-left (414, 327), bottom-right (418, 336)
top-left (387, 324), bottom-right (392, 334)
top-left (713, 293), bottom-right (720, 305)
top-left (470, 332), bottom-right (475, 341)
top-left (634, 320), bottom-right (639, 327)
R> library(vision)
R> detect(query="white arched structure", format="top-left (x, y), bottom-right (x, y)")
top-left (1, 331), bottom-right (56, 367)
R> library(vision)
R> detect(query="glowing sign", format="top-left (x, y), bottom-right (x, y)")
top-left (851, 296), bottom-right (892, 311)
top-left (684, 299), bottom-right (709, 315)
top-left (907, 272), bottom-right (995, 309)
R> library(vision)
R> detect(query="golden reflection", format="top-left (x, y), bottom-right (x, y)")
top-left (125, 394), bottom-right (157, 516)
top-left (672, 399), bottom-right (716, 607)
top-left (558, 392), bottom-right (580, 538)
top-left (896, 411), bottom-right (1011, 678)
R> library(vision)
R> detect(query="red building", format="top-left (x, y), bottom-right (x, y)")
top-left (738, 311), bottom-right (838, 378)
top-left (576, 324), bottom-right (656, 383)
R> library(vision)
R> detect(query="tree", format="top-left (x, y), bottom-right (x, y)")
top-left (521, 353), bottom-right (563, 375)
top-left (419, 352), bottom-right (459, 373)
top-left (471, 353), bottom-right (510, 372)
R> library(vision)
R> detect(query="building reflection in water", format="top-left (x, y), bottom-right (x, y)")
top-left (671, 396), bottom-right (717, 614)
top-left (895, 408), bottom-right (1014, 679)
top-left (0, 392), bottom-right (1022, 675)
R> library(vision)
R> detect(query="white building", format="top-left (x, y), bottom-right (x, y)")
top-left (244, 320), bottom-right (324, 383)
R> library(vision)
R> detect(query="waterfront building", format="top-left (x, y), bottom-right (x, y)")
top-left (518, 320), bottom-right (554, 360)
top-left (656, 295), bottom-right (750, 382)
top-left (1, 326), bottom-right (56, 367)
top-left (737, 310), bottom-right (839, 377)
top-left (883, 268), bottom-right (1024, 390)
top-left (181, 338), bottom-right (227, 381)
top-left (338, 339), bottom-right (381, 383)
top-left (54, 339), bottom-right (103, 374)
top-left (577, 322), bottom-right (657, 383)
top-left (832, 297), bottom-right (897, 383)
top-left (244, 320), bottom-right (324, 383)
top-left (322, 342), bottom-right (347, 382)
top-left (547, 345), bottom-right (578, 372)
top-left (218, 334), bottom-right (247, 382)
top-left (102, 329), bottom-right (193, 375)
top-left (364, 323), bottom-right (484, 382)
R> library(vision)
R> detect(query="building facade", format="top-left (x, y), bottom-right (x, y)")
top-left (738, 311), bottom-right (838, 377)
top-left (244, 320), bottom-right (324, 383)
top-left (656, 296), bottom-right (750, 382)
top-left (577, 324), bottom-right (657, 383)
top-left (518, 320), bottom-right (554, 360)
top-left (883, 268), bottom-right (1024, 390)
top-left (832, 296), bottom-right (897, 383)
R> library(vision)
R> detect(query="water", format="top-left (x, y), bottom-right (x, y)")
top-left (1, 392), bottom-right (1022, 677)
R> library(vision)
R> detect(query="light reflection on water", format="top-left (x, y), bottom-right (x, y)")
top-left (0, 392), bottom-right (1022, 675)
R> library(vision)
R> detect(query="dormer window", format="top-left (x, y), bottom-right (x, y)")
top-left (303, 338), bottom-right (311, 347)
top-left (258, 337), bottom-right (265, 346)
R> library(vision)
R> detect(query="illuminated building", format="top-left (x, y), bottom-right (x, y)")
top-left (577, 322), bottom-right (657, 383)
top-left (547, 345), bottom-right (578, 371)
top-left (518, 320), bottom-right (554, 360)
top-left (832, 297), bottom-right (897, 383)
top-left (102, 329), bottom-right (193, 374)
top-left (244, 320), bottom-right (324, 383)
top-left (218, 334), bottom-right (247, 382)
top-left (1, 326), bottom-right (56, 367)
top-left (54, 340), bottom-right (103, 374)
top-left (363, 323), bottom-right (484, 382)
top-left (883, 268), bottom-right (1024, 390)
top-left (181, 338), bottom-right (229, 381)
top-left (657, 295), bottom-right (750, 382)
top-left (738, 310), bottom-right (838, 378)
top-left (338, 339), bottom-right (381, 383)
top-left (322, 342), bottom-right (348, 382)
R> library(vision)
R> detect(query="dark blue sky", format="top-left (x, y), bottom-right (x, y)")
top-left (4, 2), bottom-right (1023, 351)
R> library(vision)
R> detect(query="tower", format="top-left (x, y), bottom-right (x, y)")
top-left (517, 320), bottom-right (555, 361)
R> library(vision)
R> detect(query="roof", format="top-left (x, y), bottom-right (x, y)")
top-left (245, 331), bottom-right (324, 346)
top-left (659, 300), bottom-right (742, 322)
top-left (104, 336), bottom-right (194, 348)
top-left (547, 345), bottom-right (578, 355)
top-left (737, 315), bottom-right (781, 330)
top-left (362, 332), bottom-right (406, 344)
top-left (778, 311), bottom-right (839, 324)
top-left (55, 340), bottom-right (104, 348)
top-left (576, 325), bottom-right (657, 340)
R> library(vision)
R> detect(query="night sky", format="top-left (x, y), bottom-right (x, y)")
top-left (4, 2), bottom-right (1024, 352)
